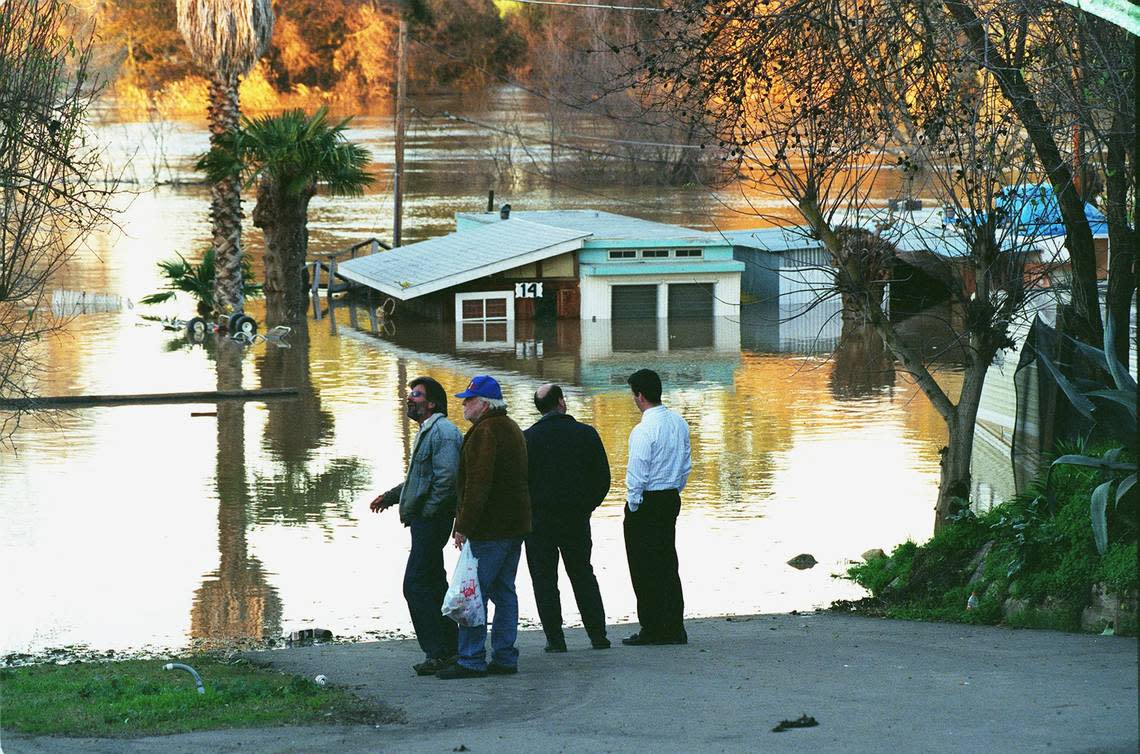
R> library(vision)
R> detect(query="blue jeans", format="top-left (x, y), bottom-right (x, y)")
top-left (457, 537), bottom-right (524, 671)
top-left (404, 515), bottom-right (458, 660)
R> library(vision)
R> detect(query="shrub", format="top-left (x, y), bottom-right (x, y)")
top-left (840, 445), bottom-right (1137, 633)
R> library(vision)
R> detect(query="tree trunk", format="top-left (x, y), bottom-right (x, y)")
top-left (253, 177), bottom-right (313, 327)
top-left (934, 360), bottom-right (986, 531)
top-left (208, 73), bottom-right (244, 316)
top-left (1104, 120), bottom-right (1135, 368)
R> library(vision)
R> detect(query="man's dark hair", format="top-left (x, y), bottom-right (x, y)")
top-left (410, 376), bottom-right (448, 416)
top-left (627, 369), bottom-right (662, 404)
top-left (533, 384), bottom-right (563, 414)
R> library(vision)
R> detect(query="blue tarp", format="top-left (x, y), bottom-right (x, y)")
top-left (994, 184), bottom-right (1108, 237)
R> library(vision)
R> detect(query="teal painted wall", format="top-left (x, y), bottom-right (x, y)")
top-left (578, 242), bottom-right (736, 264)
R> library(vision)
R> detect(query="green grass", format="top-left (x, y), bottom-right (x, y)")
top-left (0, 656), bottom-right (401, 737)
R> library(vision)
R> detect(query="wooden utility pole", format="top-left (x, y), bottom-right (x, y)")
top-left (393, 18), bottom-right (408, 247)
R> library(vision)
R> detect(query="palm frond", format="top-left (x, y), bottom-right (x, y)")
top-left (143, 247), bottom-right (261, 311)
top-left (196, 106), bottom-right (373, 198)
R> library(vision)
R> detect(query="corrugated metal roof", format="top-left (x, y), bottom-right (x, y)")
top-left (716, 227), bottom-right (821, 251)
top-left (337, 219), bottom-right (589, 300)
top-left (457, 210), bottom-right (723, 243)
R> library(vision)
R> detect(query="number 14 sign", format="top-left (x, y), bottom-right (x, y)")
top-left (514, 282), bottom-right (543, 298)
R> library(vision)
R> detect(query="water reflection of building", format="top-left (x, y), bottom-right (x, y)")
top-left (578, 317), bottom-right (740, 390)
top-left (337, 304), bottom-right (742, 395)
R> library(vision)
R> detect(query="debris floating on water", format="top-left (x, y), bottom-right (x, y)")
top-left (772, 714), bottom-right (819, 732)
top-left (51, 289), bottom-right (130, 316)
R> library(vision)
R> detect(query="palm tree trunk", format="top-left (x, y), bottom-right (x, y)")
top-left (208, 73), bottom-right (244, 316)
top-left (253, 178), bottom-right (313, 327)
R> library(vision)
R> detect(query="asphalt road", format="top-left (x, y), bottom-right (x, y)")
top-left (5, 613), bottom-right (1137, 753)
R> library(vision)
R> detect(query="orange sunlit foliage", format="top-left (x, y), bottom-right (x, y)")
top-left (95, 0), bottom-right (524, 117)
top-left (100, 0), bottom-right (401, 118)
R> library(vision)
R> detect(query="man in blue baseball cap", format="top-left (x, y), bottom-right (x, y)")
top-left (437, 375), bottom-right (532, 679)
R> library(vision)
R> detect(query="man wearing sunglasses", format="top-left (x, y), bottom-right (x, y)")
top-left (370, 376), bottom-right (464, 677)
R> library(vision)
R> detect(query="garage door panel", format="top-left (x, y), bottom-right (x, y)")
top-left (612, 285), bottom-right (657, 319)
top-left (668, 283), bottom-right (714, 318)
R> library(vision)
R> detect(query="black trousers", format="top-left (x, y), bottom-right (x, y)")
top-left (525, 518), bottom-right (608, 644)
top-left (403, 514), bottom-right (458, 660)
top-left (623, 489), bottom-right (684, 640)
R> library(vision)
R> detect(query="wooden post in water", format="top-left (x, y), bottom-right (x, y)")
top-left (393, 18), bottom-right (408, 248)
top-left (311, 260), bottom-right (322, 320)
top-left (327, 258), bottom-right (339, 335)
top-left (367, 290), bottom-right (379, 335)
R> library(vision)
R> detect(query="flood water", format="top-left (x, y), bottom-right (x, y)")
top-left (1, 89), bottom-right (964, 657)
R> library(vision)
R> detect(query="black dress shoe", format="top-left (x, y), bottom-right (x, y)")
top-left (486, 662), bottom-right (518, 675)
top-left (621, 632), bottom-right (656, 646)
top-left (412, 655), bottom-right (454, 676)
top-left (591, 637), bottom-right (612, 650)
top-left (544, 641), bottom-right (568, 653)
top-left (436, 663), bottom-right (487, 679)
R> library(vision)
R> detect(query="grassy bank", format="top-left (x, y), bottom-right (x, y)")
top-left (837, 456), bottom-right (1137, 634)
top-left (0, 656), bottom-right (402, 737)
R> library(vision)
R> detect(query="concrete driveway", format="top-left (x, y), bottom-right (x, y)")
top-left (5, 613), bottom-right (1137, 753)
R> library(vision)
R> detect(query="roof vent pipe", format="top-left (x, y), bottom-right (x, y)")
top-left (500, 203), bottom-right (511, 220)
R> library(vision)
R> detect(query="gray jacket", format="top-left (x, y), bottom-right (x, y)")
top-left (385, 413), bottom-right (463, 524)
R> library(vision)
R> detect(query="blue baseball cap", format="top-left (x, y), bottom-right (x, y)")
top-left (455, 375), bottom-right (502, 400)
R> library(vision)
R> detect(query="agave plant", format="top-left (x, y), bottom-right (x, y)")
top-left (140, 248), bottom-right (263, 317)
top-left (1035, 315), bottom-right (1137, 554)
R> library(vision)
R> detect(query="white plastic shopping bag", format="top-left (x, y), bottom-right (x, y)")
top-left (442, 541), bottom-right (485, 626)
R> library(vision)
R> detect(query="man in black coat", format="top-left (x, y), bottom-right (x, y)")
top-left (524, 383), bottom-right (612, 652)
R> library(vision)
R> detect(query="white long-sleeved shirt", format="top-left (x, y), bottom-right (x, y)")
top-left (625, 404), bottom-right (692, 512)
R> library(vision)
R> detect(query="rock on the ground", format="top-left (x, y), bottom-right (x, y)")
top-left (787, 554), bottom-right (818, 570)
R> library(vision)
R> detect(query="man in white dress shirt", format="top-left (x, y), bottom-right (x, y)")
top-left (621, 368), bottom-right (692, 646)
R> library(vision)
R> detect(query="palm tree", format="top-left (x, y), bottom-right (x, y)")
top-left (198, 107), bottom-right (372, 326)
top-left (176, 0), bottom-right (274, 317)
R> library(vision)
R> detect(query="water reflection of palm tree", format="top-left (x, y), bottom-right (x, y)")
top-left (830, 321), bottom-right (896, 399)
top-left (191, 337), bottom-right (282, 648)
top-left (254, 320), bottom-right (370, 527)
top-left (259, 321), bottom-right (332, 462)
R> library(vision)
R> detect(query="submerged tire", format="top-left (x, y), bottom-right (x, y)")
top-left (186, 317), bottom-right (208, 343)
top-left (227, 311), bottom-right (246, 333)
top-left (233, 315), bottom-right (257, 337)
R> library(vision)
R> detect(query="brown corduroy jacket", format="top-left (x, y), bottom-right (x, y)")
top-left (455, 409), bottom-right (532, 540)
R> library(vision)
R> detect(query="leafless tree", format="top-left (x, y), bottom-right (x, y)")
top-left (629, 0), bottom-right (1096, 529)
top-left (0, 0), bottom-right (118, 440)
